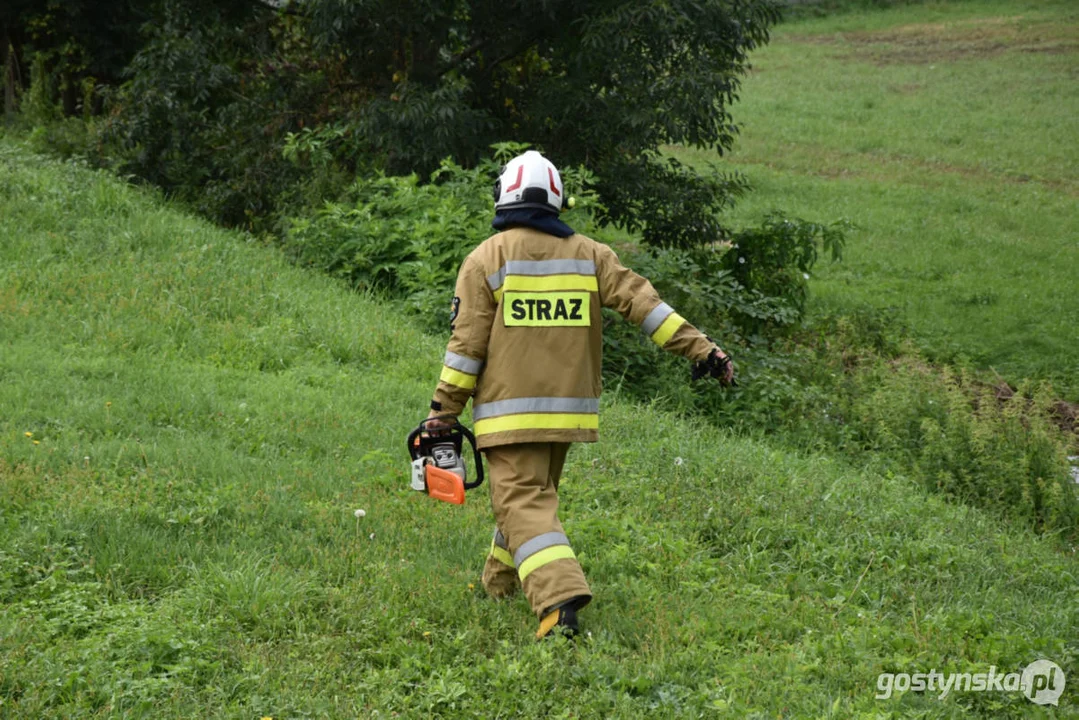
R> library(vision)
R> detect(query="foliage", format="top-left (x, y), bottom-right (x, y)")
top-left (8, 0), bottom-right (782, 243)
top-left (285, 169), bottom-right (488, 322)
top-left (598, 215), bottom-right (848, 418)
top-left (724, 215), bottom-right (847, 332)
top-left (93, 2), bottom-right (314, 228)
top-left (283, 143), bottom-right (603, 328)
top-left (842, 361), bottom-right (1079, 536)
top-left (1, 0), bottom-right (149, 116)
top-left (595, 153), bottom-right (750, 250)
top-left (599, 274), bottom-right (1078, 539)
top-left (297, 0), bottom-right (781, 246)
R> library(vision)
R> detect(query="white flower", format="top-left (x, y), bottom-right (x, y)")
top-left (738, 257), bottom-right (745, 264)
top-left (803, 273), bottom-right (810, 280)
top-left (354, 508), bottom-right (366, 518)
top-left (674, 457), bottom-right (684, 466)
top-left (369, 532), bottom-right (376, 541)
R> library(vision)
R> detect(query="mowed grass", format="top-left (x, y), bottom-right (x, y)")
top-left (1, 140), bottom-right (1077, 717)
top-left (671, 0), bottom-right (1079, 398)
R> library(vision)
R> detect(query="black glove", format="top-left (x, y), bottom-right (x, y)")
top-left (692, 348), bottom-right (736, 387)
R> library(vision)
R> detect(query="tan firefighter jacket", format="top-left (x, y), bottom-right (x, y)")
top-left (432, 226), bottom-right (716, 449)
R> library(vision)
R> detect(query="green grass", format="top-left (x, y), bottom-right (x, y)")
top-left (2, 138), bottom-right (1077, 715)
top-left (671, 0), bottom-right (1079, 398)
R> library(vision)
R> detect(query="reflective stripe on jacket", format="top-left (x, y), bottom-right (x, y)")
top-left (432, 227), bottom-right (713, 449)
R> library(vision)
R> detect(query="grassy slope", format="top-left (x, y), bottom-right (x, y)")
top-left (2, 143), bottom-right (1077, 718)
top-left (671, 0), bottom-right (1079, 398)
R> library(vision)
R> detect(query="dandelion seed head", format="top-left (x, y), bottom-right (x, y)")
top-left (354, 508), bottom-right (366, 518)
top-left (674, 457), bottom-right (684, 466)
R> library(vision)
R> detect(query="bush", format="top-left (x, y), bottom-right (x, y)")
top-left (27, 116), bottom-right (93, 159)
top-left (846, 362), bottom-right (1078, 535)
top-left (282, 143), bottom-right (847, 346)
top-left (282, 143), bottom-right (602, 328)
top-left (284, 168), bottom-right (488, 324)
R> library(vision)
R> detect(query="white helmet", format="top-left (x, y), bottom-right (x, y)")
top-left (493, 150), bottom-right (567, 213)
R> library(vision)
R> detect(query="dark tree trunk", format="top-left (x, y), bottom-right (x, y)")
top-left (62, 71), bottom-right (77, 116)
top-left (2, 32), bottom-right (17, 120)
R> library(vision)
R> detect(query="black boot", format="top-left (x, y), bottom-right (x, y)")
top-left (535, 595), bottom-right (588, 640)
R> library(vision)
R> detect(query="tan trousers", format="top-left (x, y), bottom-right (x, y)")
top-left (480, 442), bottom-right (592, 617)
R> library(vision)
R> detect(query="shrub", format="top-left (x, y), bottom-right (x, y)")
top-left (849, 363), bottom-right (1078, 535)
top-left (282, 144), bottom-right (604, 328)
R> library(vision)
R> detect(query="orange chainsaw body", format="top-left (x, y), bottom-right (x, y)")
top-left (423, 465), bottom-right (466, 505)
top-left (407, 417), bottom-right (483, 505)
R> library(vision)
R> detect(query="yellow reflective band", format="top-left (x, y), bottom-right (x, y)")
top-left (490, 545), bottom-right (515, 568)
top-left (503, 292), bottom-right (591, 327)
top-left (474, 413), bottom-right (599, 436)
top-left (439, 365), bottom-right (477, 390)
top-left (650, 312), bottom-right (685, 347)
top-left (502, 274), bottom-right (598, 293)
top-left (518, 545), bottom-right (576, 582)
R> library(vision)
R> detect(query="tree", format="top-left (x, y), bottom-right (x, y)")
top-left (304, 0), bottom-right (779, 247)
top-left (91, 0), bottom-right (780, 239)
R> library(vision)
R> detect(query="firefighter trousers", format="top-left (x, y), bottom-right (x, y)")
top-left (480, 442), bottom-right (592, 617)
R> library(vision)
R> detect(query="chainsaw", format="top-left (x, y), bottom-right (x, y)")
top-left (407, 416), bottom-right (484, 504)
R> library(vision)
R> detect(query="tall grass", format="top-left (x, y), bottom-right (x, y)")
top-left (1, 135), bottom-right (1076, 716)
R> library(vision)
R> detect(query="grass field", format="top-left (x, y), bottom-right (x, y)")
top-left (2, 130), bottom-right (1077, 718)
top-left (671, 0), bottom-right (1079, 398)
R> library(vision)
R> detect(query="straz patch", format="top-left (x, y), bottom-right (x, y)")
top-left (503, 292), bottom-right (591, 327)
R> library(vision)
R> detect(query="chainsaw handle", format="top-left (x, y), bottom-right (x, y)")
top-left (406, 416), bottom-right (484, 490)
top-left (407, 415), bottom-right (456, 460)
top-left (456, 423), bottom-right (484, 490)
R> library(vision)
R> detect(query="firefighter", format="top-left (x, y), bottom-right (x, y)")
top-left (427, 150), bottom-right (734, 640)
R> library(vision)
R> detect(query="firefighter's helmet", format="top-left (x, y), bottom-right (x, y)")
top-left (493, 150), bottom-right (567, 213)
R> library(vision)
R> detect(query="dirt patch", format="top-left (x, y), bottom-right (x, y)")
top-left (988, 379), bottom-right (1079, 438)
top-left (793, 16), bottom-right (1079, 65)
top-left (732, 145), bottom-right (1079, 199)
top-left (1053, 400), bottom-right (1079, 436)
